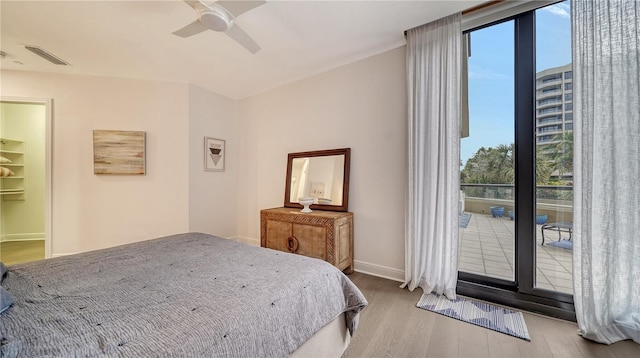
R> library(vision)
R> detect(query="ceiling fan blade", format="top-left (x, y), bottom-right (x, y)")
top-left (173, 20), bottom-right (208, 38)
top-left (226, 23), bottom-right (260, 54)
top-left (182, 0), bottom-right (202, 9)
top-left (216, 0), bottom-right (266, 17)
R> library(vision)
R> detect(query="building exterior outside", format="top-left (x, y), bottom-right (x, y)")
top-left (536, 63), bottom-right (573, 182)
top-left (535, 63), bottom-right (573, 146)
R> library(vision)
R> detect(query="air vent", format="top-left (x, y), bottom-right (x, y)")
top-left (23, 45), bottom-right (70, 65)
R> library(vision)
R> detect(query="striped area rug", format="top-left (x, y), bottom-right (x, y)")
top-left (546, 239), bottom-right (573, 250)
top-left (459, 212), bottom-right (472, 228)
top-left (417, 292), bottom-right (530, 341)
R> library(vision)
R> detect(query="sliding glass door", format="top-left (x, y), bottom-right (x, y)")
top-left (459, 19), bottom-right (515, 282)
top-left (533, 1), bottom-right (574, 295)
top-left (458, 1), bottom-right (574, 319)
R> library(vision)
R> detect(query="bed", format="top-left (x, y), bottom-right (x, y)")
top-left (0, 232), bottom-right (367, 357)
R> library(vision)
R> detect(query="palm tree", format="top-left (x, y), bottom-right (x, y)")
top-left (462, 144), bottom-right (514, 184)
top-left (462, 143), bottom-right (558, 185)
top-left (492, 143), bottom-right (515, 183)
top-left (535, 146), bottom-right (556, 184)
top-left (552, 131), bottom-right (573, 179)
top-left (535, 131), bottom-right (573, 183)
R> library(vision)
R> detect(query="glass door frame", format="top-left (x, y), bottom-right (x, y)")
top-left (457, 9), bottom-right (575, 321)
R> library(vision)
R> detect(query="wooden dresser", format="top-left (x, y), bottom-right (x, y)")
top-left (260, 207), bottom-right (354, 274)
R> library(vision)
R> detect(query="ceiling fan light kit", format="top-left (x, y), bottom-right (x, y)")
top-left (197, 5), bottom-right (230, 32)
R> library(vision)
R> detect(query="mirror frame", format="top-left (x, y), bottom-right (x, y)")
top-left (284, 148), bottom-right (351, 212)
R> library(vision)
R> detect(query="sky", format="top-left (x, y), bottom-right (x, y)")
top-left (461, 1), bottom-right (572, 166)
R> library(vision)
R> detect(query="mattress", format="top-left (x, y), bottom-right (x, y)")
top-left (0, 232), bottom-right (367, 357)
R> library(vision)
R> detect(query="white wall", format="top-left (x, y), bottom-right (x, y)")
top-left (1, 71), bottom-right (191, 255)
top-left (238, 47), bottom-right (407, 280)
top-left (187, 84), bottom-right (240, 239)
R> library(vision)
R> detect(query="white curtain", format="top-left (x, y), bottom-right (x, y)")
top-left (572, 0), bottom-right (640, 344)
top-left (402, 13), bottom-right (462, 299)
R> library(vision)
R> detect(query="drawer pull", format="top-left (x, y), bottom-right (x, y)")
top-left (287, 236), bottom-right (299, 253)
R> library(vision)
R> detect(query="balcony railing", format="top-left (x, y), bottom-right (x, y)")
top-left (461, 183), bottom-right (573, 200)
top-left (461, 183), bottom-right (573, 223)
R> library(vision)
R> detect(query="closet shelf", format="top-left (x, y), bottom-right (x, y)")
top-left (0, 189), bottom-right (24, 194)
top-left (1, 138), bottom-right (25, 198)
top-left (0, 149), bottom-right (23, 155)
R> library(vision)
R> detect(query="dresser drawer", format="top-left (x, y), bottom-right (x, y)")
top-left (265, 219), bottom-right (327, 260)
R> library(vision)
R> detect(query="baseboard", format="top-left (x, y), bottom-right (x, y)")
top-left (0, 233), bottom-right (45, 242)
top-left (227, 236), bottom-right (260, 246)
top-left (51, 253), bottom-right (77, 258)
top-left (354, 260), bottom-right (404, 283)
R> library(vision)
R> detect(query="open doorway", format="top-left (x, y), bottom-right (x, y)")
top-left (0, 97), bottom-right (52, 264)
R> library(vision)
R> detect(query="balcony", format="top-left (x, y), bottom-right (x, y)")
top-left (538, 126), bottom-right (563, 135)
top-left (537, 106), bottom-right (563, 115)
top-left (459, 184), bottom-right (573, 294)
top-left (537, 114), bottom-right (563, 125)
top-left (540, 75), bottom-right (562, 84)
top-left (537, 89), bottom-right (562, 98)
top-left (537, 96), bottom-right (562, 108)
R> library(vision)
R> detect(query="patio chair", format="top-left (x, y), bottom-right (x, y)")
top-left (541, 222), bottom-right (573, 245)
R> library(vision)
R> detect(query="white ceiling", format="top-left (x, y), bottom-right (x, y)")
top-left (1, 0), bottom-right (485, 99)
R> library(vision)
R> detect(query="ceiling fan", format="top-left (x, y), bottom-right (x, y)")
top-left (173, 0), bottom-right (266, 54)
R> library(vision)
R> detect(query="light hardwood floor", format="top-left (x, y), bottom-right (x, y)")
top-left (343, 272), bottom-right (639, 358)
top-left (0, 240), bottom-right (44, 265)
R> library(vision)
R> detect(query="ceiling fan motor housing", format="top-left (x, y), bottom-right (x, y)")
top-left (197, 4), bottom-right (231, 32)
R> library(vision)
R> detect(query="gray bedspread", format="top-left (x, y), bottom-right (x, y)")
top-left (0, 233), bottom-right (367, 357)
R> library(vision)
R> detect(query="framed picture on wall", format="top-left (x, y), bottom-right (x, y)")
top-left (204, 137), bottom-right (225, 172)
top-left (93, 130), bottom-right (146, 175)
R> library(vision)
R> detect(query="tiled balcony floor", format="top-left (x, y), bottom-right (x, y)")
top-left (459, 212), bottom-right (573, 294)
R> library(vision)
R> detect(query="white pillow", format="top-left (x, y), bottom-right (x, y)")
top-left (0, 156), bottom-right (11, 164)
top-left (0, 167), bottom-right (15, 177)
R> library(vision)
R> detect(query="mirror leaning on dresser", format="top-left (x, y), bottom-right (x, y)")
top-left (261, 148), bottom-right (354, 273)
